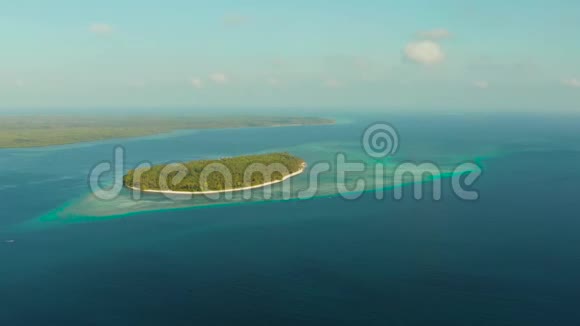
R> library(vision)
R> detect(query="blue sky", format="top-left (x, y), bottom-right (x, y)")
top-left (1, 0), bottom-right (580, 112)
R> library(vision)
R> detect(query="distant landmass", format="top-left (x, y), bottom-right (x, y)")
top-left (123, 152), bottom-right (305, 194)
top-left (0, 116), bottom-right (334, 148)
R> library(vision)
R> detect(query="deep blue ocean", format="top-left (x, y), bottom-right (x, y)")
top-left (1, 113), bottom-right (580, 325)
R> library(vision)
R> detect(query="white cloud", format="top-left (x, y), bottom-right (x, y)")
top-left (89, 23), bottom-right (114, 35)
top-left (323, 79), bottom-right (343, 88)
top-left (191, 78), bottom-right (203, 89)
top-left (562, 78), bottom-right (580, 88)
top-left (404, 40), bottom-right (445, 65)
top-left (419, 28), bottom-right (451, 40)
top-left (473, 80), bottom-right (490, 89)
top-left (209, 73), bottom-right (229, 84)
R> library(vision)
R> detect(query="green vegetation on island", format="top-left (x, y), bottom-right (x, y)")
top-left (0, 115), bottom-right (334, 148)
top-left (123, 152), bottom-right (305, 193)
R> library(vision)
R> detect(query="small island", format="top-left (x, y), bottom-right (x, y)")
top-left (123, 152), bottom-right (306, 195)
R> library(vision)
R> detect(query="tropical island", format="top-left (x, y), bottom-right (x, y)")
top-left (0, 115), bottom-right (334, 148)
top-left (123, 152), bottom-right (306, 195)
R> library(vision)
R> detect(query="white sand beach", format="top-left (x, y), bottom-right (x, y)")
top-left (126, 164), bottom-right (306, 196)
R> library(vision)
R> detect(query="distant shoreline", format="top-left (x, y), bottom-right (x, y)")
top-left (126, 163), bottom-right (306, 196)
top-left (0, 116), bottom-right (335, 149)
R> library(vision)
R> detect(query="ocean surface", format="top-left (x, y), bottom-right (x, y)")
top-left (1, 113), bottom-right (580, 325)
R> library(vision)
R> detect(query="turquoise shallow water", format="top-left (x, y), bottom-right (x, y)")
top-left (1, 113), bottom-right (580, 325)
top-left (22, 116), bottom-right (493, 224)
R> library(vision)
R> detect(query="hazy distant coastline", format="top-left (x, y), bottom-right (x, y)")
top-left (0, 116), bottom-right (335, 149)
